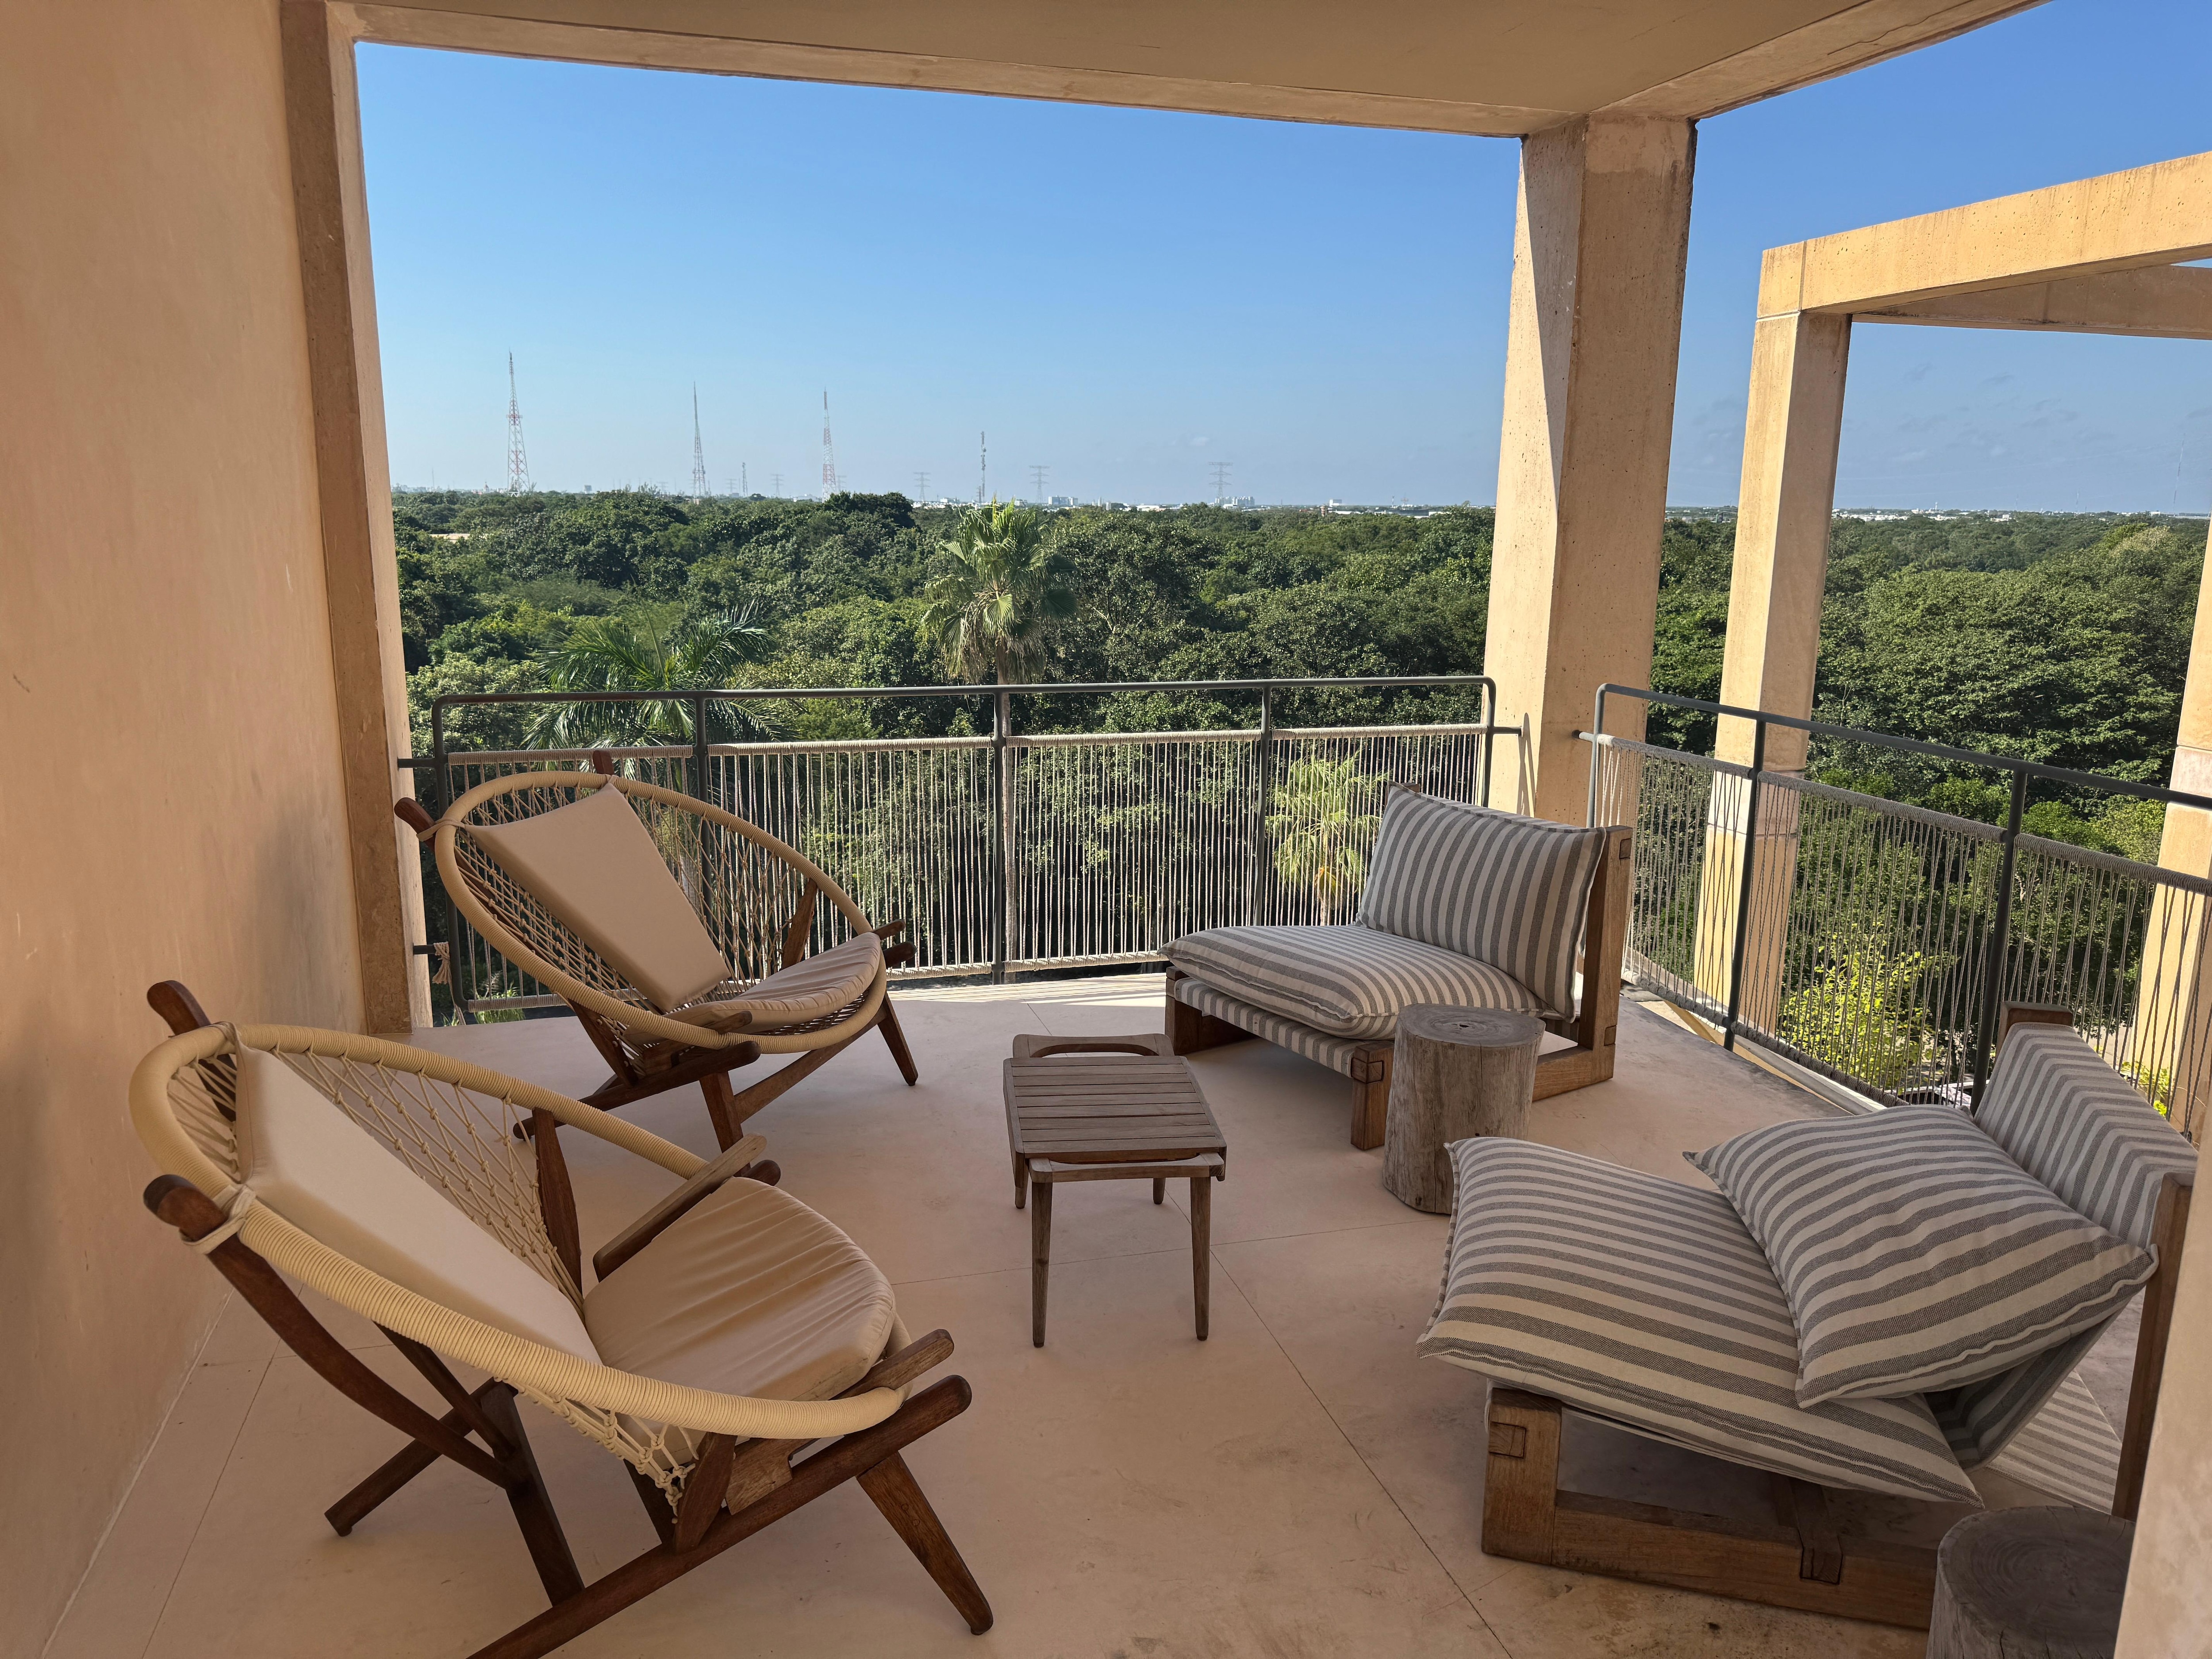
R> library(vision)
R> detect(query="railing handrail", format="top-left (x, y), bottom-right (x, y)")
top-left (425, 672), bottom-right (1496, 710)
top-left (1586, 681), bottom-right (2212, 814)
top-left (1582, 683), bottom-right (2212, 1121)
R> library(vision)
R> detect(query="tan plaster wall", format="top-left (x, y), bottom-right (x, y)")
top-left (0, 0), bottom-right (364, 1645)
top-left (2115, 1183), bottom-right (2212, 1655)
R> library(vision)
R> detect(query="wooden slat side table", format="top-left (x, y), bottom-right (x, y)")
top-left (1002, 1032), bottom-right (1226, 1347)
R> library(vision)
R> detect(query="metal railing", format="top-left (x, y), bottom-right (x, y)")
top-left (404, 676), bottom-right (1501, 1015)
top-left (1583, 685), bottom-right (2212, 1138)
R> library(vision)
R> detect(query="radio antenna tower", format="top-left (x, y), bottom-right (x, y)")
top-left (821, 391), bottom-right (839, 499)
top-left (504, 353), bottom-right (530, 493)
top-left (741, 463), bottom-right (748, 495)
top-left (690, 385), bottom-right (709, 497)
top-left (1209, 460), bottom-right (1232, 504)
top-left (1029, 464), bottom-right (1048, 503)
top-left (978, 431), bottom-right (987, 505)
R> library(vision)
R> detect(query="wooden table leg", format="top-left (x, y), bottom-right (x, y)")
top-left (1030, 1178), bottom-right (1052, 1348)
top-left (1013, 1151), bottom-right (1028, 1211)
top-left (1190, 1175), bottom-right (1212, 1341)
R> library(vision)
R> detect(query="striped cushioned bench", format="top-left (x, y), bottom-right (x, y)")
top-left (1417, 1138), bottom-right (1981, 1503)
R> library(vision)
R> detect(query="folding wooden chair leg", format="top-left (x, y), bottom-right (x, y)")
top-left (468, 1377), bottom-right (986, 1659)
top-left (325, 1379), bottom-right (503, 1536)
top-left (857, 1451), bottom-right (994, 1634)
top-left (479, 1384), bottom-right (585, 1605)
top-left (701, 1070), bottom-right (744, 1151)
top-left (877, 997), bottom-right (920, 1086)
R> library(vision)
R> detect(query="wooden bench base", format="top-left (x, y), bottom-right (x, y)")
top-left (1484, 1388), bottom-right (1953, 1629)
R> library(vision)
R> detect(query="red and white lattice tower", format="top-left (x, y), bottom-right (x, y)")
top-left (505, 353), bottom-right (530, 493)
top-left (691, 385), bottom-right (710, 497)
top-left (821, 391), bottom-right (839, 498)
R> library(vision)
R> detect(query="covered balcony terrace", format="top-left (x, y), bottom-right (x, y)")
top-left (58, 971), bottom-right (2105, 1659)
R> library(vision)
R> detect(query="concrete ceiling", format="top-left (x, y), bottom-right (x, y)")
top-left (354, 0), bottom-right (2051, 135)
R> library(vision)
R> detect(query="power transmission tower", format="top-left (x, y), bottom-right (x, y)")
top-left (1029, 464), bottom-right (1048, 503)
top-left (690, 385), bottom-right (708, 497)
top-left (978, 431), bottom-right (987, 505)
top-left (770, 472), bottom-right (783, 497)
top-left (914, 472), bottom-right (929, 501)
top-left (1209, 461), bottom-right (1231, 504)
top-left (821, 391), bottom-right (839, 499)
top-left (505, 353), bottom-right (530, 493)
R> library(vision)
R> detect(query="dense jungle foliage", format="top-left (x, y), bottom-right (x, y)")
top-left (396, 489), bottom-right (2202, 853)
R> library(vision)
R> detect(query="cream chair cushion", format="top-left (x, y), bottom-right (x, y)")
top-left (467, 781), bottom-right (732, 1012)
top-left (234, 1050), bottom-right (597, 1361)
top-left (666, 931), bottom-right (883, 1032)
top-left (584, 1179), bottom-right (895, 1410)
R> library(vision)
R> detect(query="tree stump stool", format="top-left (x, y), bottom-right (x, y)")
top-left (1929, 1507), bottom-right (2132, 1659)
top-left (1381, 1005), bottom-right (1541, 1213)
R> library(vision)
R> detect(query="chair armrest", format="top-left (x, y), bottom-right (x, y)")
top-left (592, 1133), bottom-right (768, 1283)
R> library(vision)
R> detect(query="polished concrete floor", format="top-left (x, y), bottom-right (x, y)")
top-left (54, 979), bottom-right (2012, 1658)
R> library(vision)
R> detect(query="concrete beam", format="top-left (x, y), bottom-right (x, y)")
top-left (1602, 0), bottom-right (2048, 121)
top-left (1765, 151), bottom-right (2212, 315)
top-left (1484, 115), bottom-right (1696, 823)
top-left (1856, 262), bottom-right (2212, 339)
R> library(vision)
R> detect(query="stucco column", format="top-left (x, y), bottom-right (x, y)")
top-left (1484, 115), bottom-right (1696, 824)
top-left (1693, 297), bottom-right (1851, 1024)
top-left (2135, 524), bottom-right (2212, 1124)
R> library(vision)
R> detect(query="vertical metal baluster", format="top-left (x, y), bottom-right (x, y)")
top-left (1968, 769), bottom-right (2029, 1109)
top-left (1723, 718), bottom-right (1766, 1052)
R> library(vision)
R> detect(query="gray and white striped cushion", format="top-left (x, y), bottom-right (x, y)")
top-left (1357, 791), bottom-right (1606, 1018)
top-left (1168, 974), bottom-right (1375, 1075)
top-left (1691, 1107), bottom-right (2153, 1409)
top-left (1417, 1138), bottom-right (1979, 1503)
top-left (1981, 1370), bottom-right (2121, 1511)
top-left (1163, 924), bottom-right (1545, 1040)
top-left (1975, 1024), bottom-right (2196, 1248)
top-left (1928, 1025), bottom-right (2194, 1466)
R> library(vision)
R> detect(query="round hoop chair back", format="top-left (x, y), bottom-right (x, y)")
top-left (429, 772), bottom-right (884, 1054)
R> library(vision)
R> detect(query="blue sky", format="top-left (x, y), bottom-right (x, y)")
top-left (360, 1), bottom-right (2212, 510)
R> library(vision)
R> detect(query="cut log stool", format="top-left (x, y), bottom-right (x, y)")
top-left (1382, 1005), bottom-right (1541, 1212)
top-left (1003, 1033), bottom-right (1226, 1346)
top-left (1929, 1508), bottom-right (2131, 1659)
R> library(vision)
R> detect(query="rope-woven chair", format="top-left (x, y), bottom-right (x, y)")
top-left (399, 762), bottom-right (919, 1150)
top-left (133, 983), bottom-right (990, 1659)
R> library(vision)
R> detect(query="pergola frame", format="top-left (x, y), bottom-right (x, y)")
top-left (1702, 151), bottom-right (2212, 1028)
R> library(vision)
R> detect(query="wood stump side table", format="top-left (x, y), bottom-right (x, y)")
top-left (1002, 1032), bottom-right (1226, 1347)
top-left (1381, 1006), bottom-right (1541, 1213)
top-left (1928, 1507), bottom-right (2131, 1659)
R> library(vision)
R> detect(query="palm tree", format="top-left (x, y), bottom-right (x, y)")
top-left (919, 502), bottom-right (1076, 683)
top-left (527, 604), bottom-right (777, 748)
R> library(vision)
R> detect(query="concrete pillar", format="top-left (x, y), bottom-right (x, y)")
top-left (1484, 115), bottom-right (1695, 824)
top-left (2135, 524), bottom-right (2212, 1124)
top-left (1692, 291), bottom-right (1851, 1026)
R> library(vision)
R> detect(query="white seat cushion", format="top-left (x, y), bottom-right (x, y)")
top-left (467, 781), bottom-right (732, 1011)
top-left (667, 932), bottom-right (883, 1031)
top-left (1164, 923), bottom-right (1546, 1039)
top-left (234, 1050), bottom-right (595, 1362)
top-left (585, 1179), bottom-right (895, 1410)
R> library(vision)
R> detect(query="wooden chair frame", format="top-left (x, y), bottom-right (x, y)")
top-left (140, 983), bottom-right (991, 1659)
top-left (1167, 825), bottom-right (1634, 1149)
top-left (399, 754), bottom-right (920, 1152)
top-left (1477, 1003), bottom-right (2192, 1630)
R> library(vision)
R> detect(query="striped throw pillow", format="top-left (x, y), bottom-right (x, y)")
top-left (1356, 791), bottom-right (1605, 1019)
top-left (1690, 1107), bottom-right (2153, 1409)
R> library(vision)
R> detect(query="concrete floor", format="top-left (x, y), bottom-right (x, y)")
top-left (55, 979), bottom-right (2002, 1659)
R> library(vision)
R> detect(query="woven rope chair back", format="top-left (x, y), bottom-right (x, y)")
top-left (162, 1029), bottom-right (574, 1298)
top-left (136, 1025), bottom-right (904, 1496)
top-left (442, 772), bottom-right (865, 1016)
